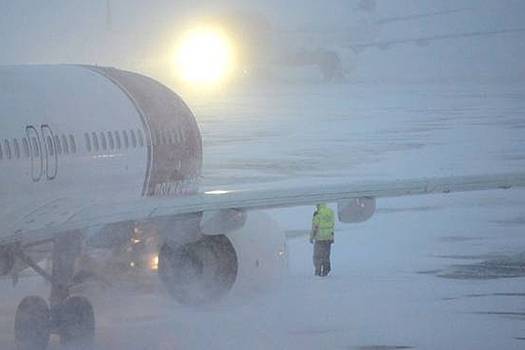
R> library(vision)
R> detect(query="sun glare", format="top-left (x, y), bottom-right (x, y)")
top-left (174, 27), bottom-right (235, 86)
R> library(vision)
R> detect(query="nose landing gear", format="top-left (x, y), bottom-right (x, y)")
top-left (12, 233), bottom-right (95, 350)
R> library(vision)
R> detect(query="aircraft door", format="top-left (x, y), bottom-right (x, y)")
top-left (40, 125), bottom-right (58, 180)
top-left (25, 126), bottom-right (43, 182)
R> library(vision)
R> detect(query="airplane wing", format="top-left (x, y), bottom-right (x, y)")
top-left (349, 27), bottom-right (525, 52)
top-left (4, 172), bottom-right (525, 245)
top-left (375, 8), bottom-right (473, 25)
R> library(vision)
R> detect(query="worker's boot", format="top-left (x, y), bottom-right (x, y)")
top-left (323, 263), bottom-right (331, 277)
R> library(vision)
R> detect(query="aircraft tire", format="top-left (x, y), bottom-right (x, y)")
top-left (14, 296), bottom-right (50, 350)
top-left (58, 296), bottom-right (95, 349)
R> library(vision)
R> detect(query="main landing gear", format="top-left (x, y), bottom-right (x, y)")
top-left (12, 232), bottom-right (95, 350)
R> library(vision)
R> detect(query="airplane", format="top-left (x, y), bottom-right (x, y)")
top-left (348, 27), bottom-right (525, 53)
top-left (1, 64), bottom-right (525, 349)
top-left (215, 11), bottom-right (525, 82)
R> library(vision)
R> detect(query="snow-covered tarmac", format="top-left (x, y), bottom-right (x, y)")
top-left (1, 81), bottom-right (524, 349)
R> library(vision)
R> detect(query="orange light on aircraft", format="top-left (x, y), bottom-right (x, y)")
top-left (151, 255), bottom-right (159, 271)
top-left (173, 26), bottom-right (236, 86)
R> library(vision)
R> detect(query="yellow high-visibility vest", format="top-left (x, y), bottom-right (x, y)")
top-left (311, 204), bottom-right (335, 241)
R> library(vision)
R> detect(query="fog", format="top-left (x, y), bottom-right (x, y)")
top-left (1, 1), bottom-right (525, 350)
top-left (1, 0), bottom-right (525, 84)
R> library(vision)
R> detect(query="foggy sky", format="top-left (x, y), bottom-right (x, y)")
top-left (1, 0), bottom-right (524, 83)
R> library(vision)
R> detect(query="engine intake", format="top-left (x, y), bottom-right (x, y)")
top-left (158, 235), bottom-right (238, 305)
top-left (337, 197), bottom-right (376, 223)
top-left (158, 212), bottom-right (286, 305)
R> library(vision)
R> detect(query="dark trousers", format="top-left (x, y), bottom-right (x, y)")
top-left (313, 240), bottom-right (332, 276)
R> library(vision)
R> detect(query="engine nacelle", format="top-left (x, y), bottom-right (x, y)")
top-left (337, 197), bottom-right (376, 223)
top-left (200, 209), bottom-right (247, 235)
top-left (0, 246), bottom-right (14, 276)
top-left (158, 212), bottom-right (286, 305)
top-left (158, 235), bottom-right (237, 305)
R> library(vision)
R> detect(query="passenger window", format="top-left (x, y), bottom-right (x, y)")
top-left (130, 130), bottom-right (137, 148)
top-left (13, 139), bottom-right (21, 159)
top-left (155, 129), bottom-right (162, 146)
top-left (166, 130), bottom-right (174, 144)
top-left (174, 128), bottom-right (181, 144)
top-left (53, 135), bottom-right (62, 155)
top-left (46, 136), bottom-right (54, 157)
top-left (160, 130), bottom-right (167, 145)
top-left (100, 132), bottom-right (107, 151)
top-left (114, 131), bottom-right (121, 149)
top-left (122, 130), bottom-right (129, 148)
top-left (4, 140), bottom-right (12, 159)
top-left (31, 137), bottom-right (40, 157)
top-left (61, 135), bottom-right (69, 154)
top-left (69, 135), bottom-right (76, 153)
top-left (84, 133), bottom-right (92, 152)
top-left (107, 131), bottom-right (115, 150)
top-left (137, 129), bottom-right (144, 147)
top-left (0, 142), bottom-right (2, 160)
top-left (22, 138), bottom-right (30, 158)
top-left (92, 132), bottom-right (99, 152)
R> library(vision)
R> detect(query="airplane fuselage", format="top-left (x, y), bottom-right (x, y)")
top-left (0, 65), bottom-right (202, 242)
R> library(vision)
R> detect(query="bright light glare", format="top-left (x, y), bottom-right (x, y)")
top-left (204, 190), bottom-right (230, 195)
top-left (151, 255), bottom-right (159, 271)
top-left (174, 27), bottom-right (235, 86)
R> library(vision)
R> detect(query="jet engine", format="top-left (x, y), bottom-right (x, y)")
top-left (158, 211), bottom-right (286, 305)
top-left (337, 197), bottom-right (376, 223)
top-left (0, 246), bottom-right (14, 276)
top-left (199, 209), bottom-right (247, 236)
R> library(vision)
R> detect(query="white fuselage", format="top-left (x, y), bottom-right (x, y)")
top-left (0, 65), bottom-right (202, 242)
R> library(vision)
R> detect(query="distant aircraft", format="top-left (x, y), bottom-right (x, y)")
top-left (223, 6), bottom-right (525, 81)
top-left (1, 64), bottom-right (524, 349)
top-left (98, 4), bottom-right (523, 82)
top-left (348, 27), bottom-right (525, 53)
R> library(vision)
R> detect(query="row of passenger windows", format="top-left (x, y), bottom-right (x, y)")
top-left (84, 128), bottom-right (186, 153)
top-left (0, 134), bottom-right (77, 161)
top-left (0, 128), bottom-right (186, 161)
top-left (85, 129), bottom-right (144, 152)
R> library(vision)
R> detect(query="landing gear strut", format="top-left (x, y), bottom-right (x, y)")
top-left (13, 232), bottom-right (95, 350)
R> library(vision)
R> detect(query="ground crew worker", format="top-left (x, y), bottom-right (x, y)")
top-left (310, 203), bottom-right (335, 277)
